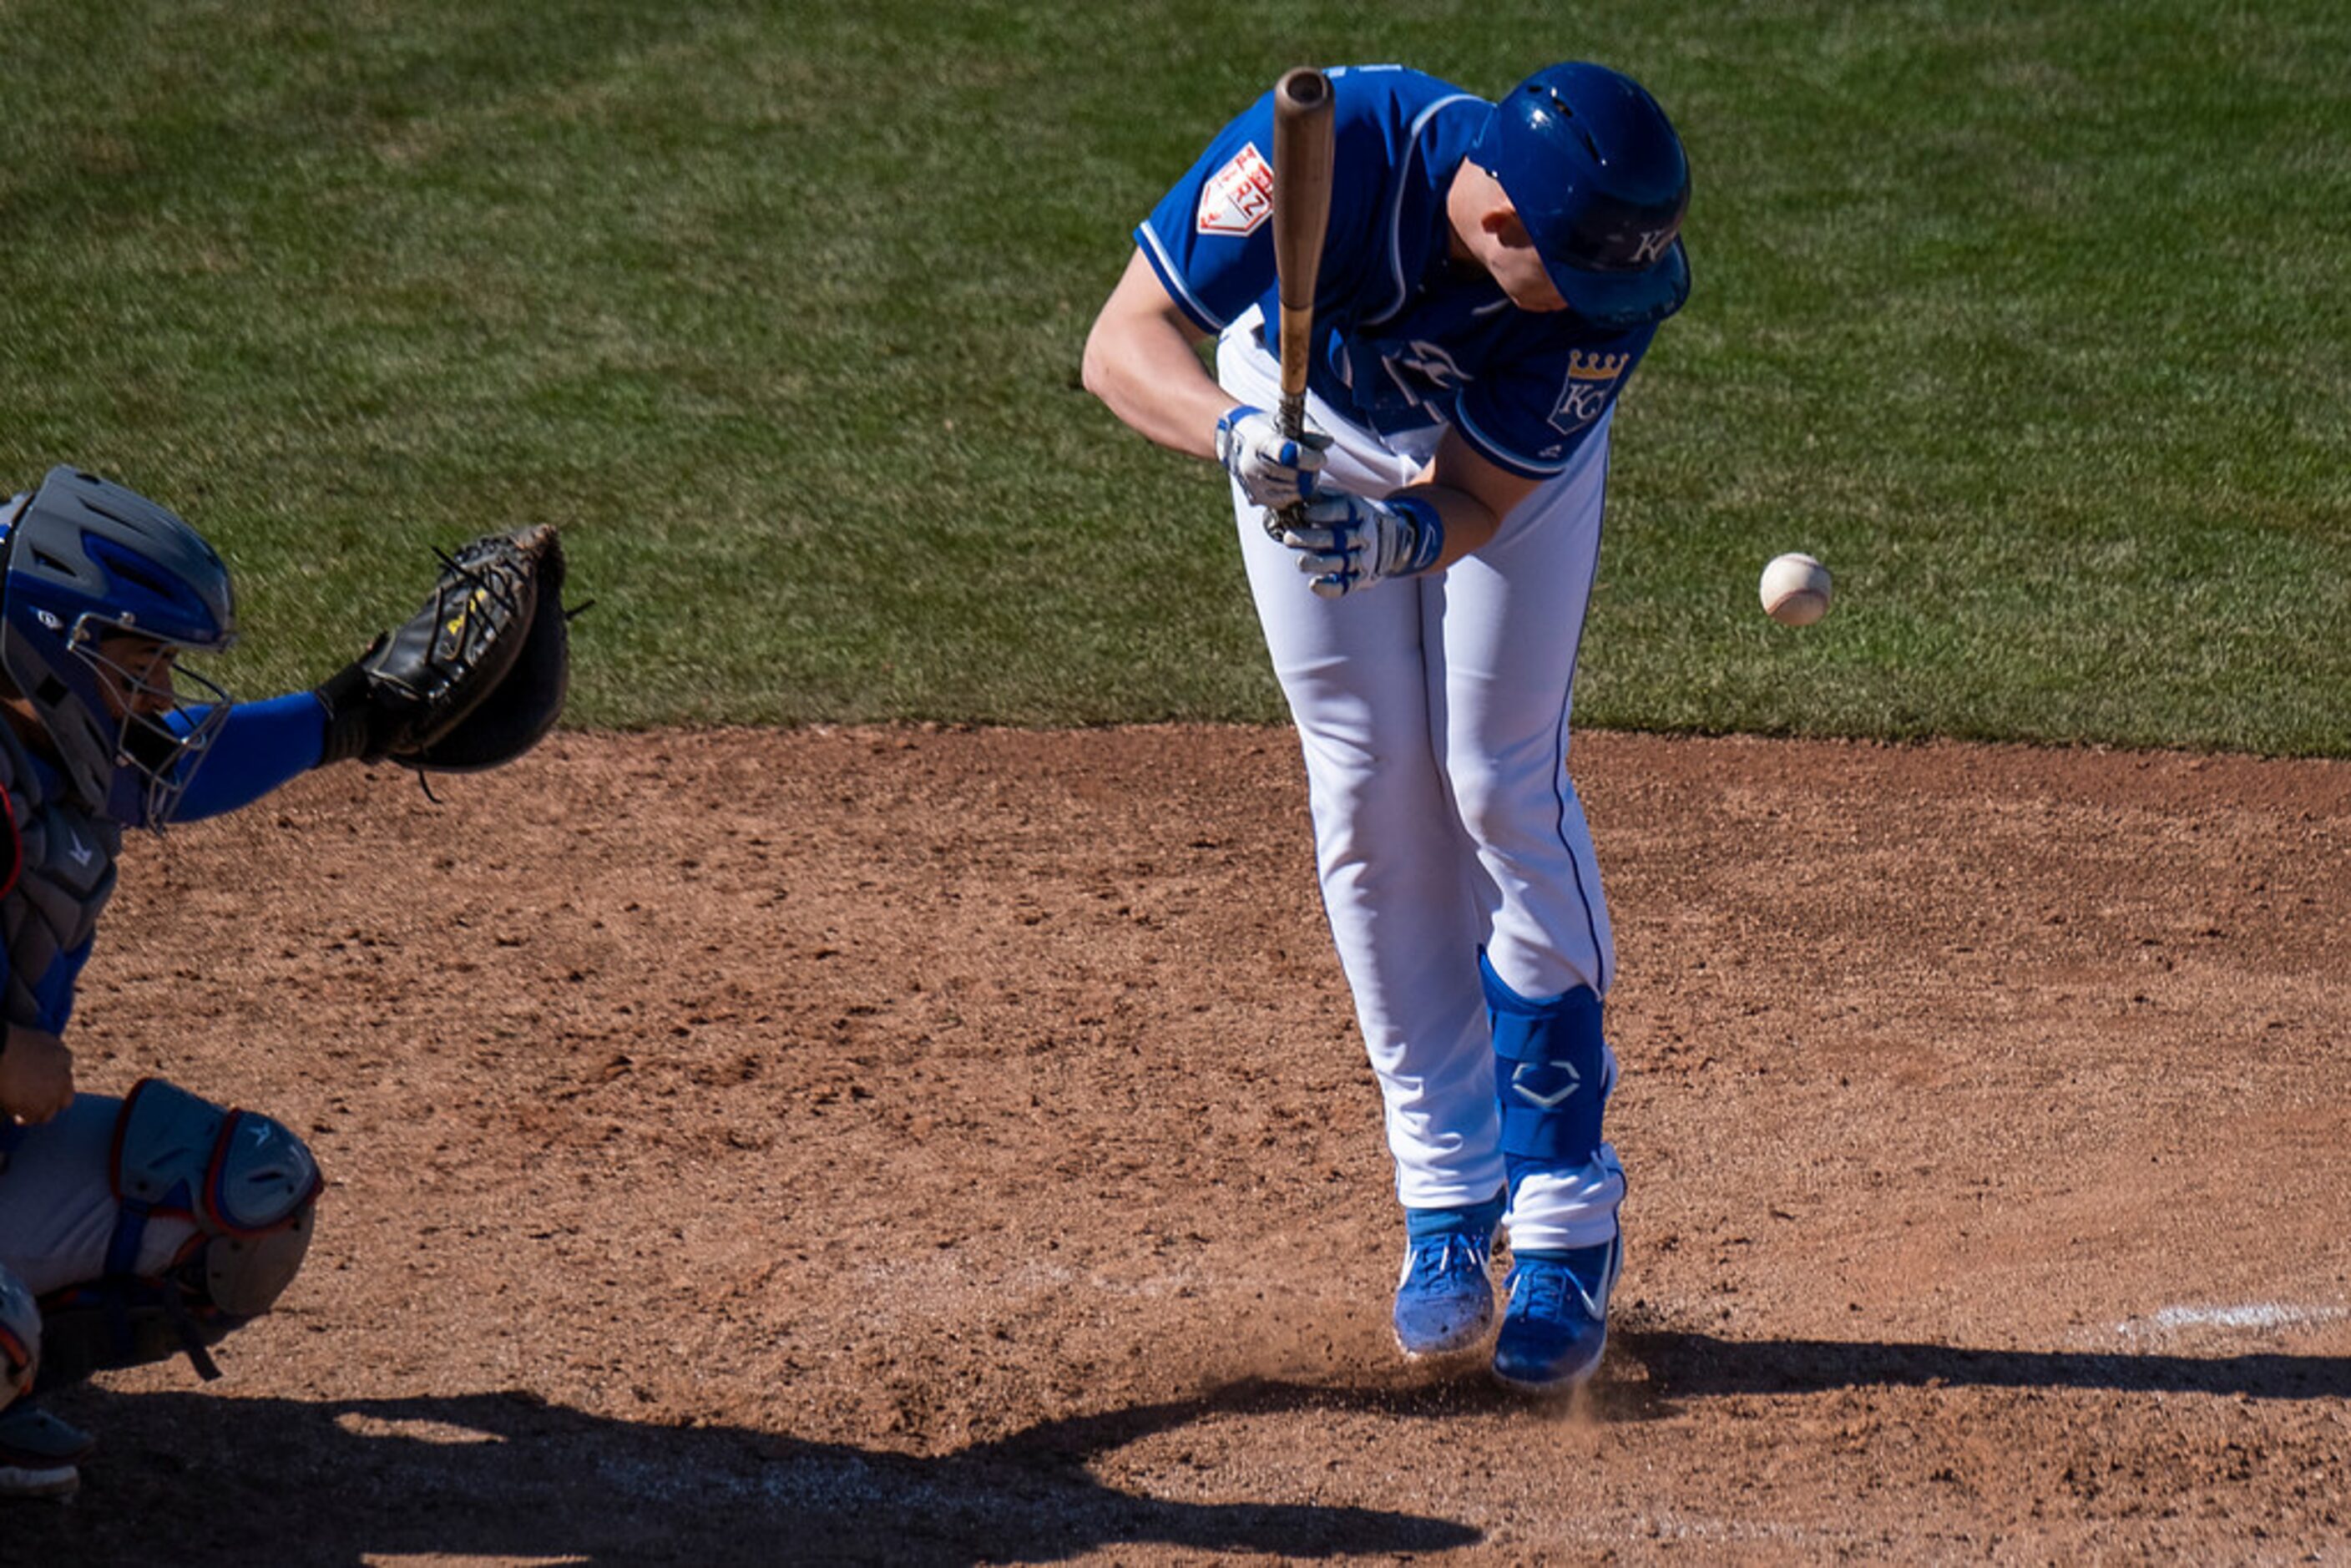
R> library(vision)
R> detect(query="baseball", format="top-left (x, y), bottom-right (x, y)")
top-left (1760, 552), bottom-right (1832, 626)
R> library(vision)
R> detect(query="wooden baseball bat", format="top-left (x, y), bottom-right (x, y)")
top-left (1269, 66), bottom-right (1334, 535)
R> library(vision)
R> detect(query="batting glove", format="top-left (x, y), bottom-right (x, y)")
top-left (1278, 493), bottom-right (1448, 599)
top-left (1216, 406), bottom-right (1331, 508)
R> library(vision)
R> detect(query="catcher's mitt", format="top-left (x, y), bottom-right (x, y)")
top-left (316, 524), bottom-right (571, 771)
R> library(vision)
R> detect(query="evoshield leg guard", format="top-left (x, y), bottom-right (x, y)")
top-left (1482, 951), bottom-right (1624, 1391)
top-left (1483, 951), bottom-right (1615, 1203)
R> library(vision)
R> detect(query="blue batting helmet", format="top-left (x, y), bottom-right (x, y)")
top-left (0, 466), bottom-right (238, 828)
top-left (1469, 63), bottom-right (1691, 329)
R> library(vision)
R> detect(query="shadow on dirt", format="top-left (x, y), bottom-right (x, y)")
top-left (14, 1334), bottom-right (2333, 1559)
top-left (5, 1382), bottom-right (1483, 1566)
top-left (1620, 1330), bottom-right (2351, 1404)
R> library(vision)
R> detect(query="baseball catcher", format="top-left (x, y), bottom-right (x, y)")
top-left (0, 466), bottom-right (570, 1499)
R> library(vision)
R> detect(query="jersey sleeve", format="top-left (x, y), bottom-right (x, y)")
top-left (1451, 323), bottom-right (1659, 479)
top-left (165, 690), bottom-right (329, 824)
top-left (1132, 89), bottom-right (1286, 334)
top-left (1133, 67), bottom-right (1464, 365)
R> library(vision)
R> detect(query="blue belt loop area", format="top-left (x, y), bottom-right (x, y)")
top-left (1482, 949), bottom-right (1610, 1182)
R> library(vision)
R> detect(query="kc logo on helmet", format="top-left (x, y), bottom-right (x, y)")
top-left (1196, 144), bottom-right (1275, 235)
top-left (1630, 226), bottom-right (1677, 265)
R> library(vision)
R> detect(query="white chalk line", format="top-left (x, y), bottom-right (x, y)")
top-left (2116, 1302), bottom-right (2351, 1337)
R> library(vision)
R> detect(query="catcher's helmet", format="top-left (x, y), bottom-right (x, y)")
top-left (1470, 63), bottom-right (1691, 329)
top-left (0, 467), bottom-right (237, 828)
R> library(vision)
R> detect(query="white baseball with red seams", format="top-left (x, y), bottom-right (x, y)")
top-left (1761, 552), bottom-right (1832, 626)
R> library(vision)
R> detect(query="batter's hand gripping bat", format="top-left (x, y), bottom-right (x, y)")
top-left (1267, 66), bottom-right (1334, 539)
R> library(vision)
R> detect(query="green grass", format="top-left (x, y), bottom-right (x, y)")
top-left (1, 0), bottom-right (2345, 750)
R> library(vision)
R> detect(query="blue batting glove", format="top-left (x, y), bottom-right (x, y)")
top-left (1216, 406), bottom-right (1332, 508)
top-left (1278, 493), bottom-right (1448, 599)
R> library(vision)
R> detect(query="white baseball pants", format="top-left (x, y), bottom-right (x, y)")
top-left (1217, 317), bottom-right (1625, 1252)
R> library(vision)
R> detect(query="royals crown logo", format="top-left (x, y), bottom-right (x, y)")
top-left (1550, 350), bottom-right (1631, 434)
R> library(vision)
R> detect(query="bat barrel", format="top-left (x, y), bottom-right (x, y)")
top-left (1276, 67), bottom-right (1328, 112)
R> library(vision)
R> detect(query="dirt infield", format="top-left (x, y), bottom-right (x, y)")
top-left (13, 726), bottom-right (2351, 1564)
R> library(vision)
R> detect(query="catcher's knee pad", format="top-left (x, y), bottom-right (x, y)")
top-left (0, 1264), bottom-right (38, 1411)
top-left (1483, 950), bottom-right (1617, 1193)
top-left (37, 1077), bottom-right (322, 1389)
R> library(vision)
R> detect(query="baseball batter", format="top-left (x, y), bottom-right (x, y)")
top-left (0, 467), bottom-right (565, 1497)
top-left (1084, 63), bottom-right (1691, 1391)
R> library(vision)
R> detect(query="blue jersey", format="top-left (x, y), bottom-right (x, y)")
top-left (1136, 65), bottom-right (1658, 480)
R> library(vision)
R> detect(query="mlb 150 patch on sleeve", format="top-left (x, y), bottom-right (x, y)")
top-left (1197, 144), bottom-right (1275, 235)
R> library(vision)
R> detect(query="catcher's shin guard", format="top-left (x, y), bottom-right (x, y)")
top-left (1482, 951), bottom-right (1618, 1199)
top-left (35, 1077), bottom-right (321, 1390)
top-left (0, 1264), bottom-right (38, 1411)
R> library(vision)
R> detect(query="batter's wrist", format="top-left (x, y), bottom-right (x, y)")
top-left (1389, 496), bottom-right (1447, 577)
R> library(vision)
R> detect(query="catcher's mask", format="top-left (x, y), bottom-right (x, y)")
top-left (0, 467), bottom-right (237, 829)
top-left (1470, 63), bottom-right (1691, 331)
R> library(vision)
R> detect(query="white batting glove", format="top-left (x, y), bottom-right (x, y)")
top-left (1216, 406), bottom-right (1331, 508)
top-left (1278, 493), bottom-right (1448, 599)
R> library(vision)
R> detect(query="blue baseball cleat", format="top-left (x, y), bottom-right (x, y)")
top-left (1490, 1236), bottom-right (1621, 1393)
top-left (1393, 1195), bottom-right (1506, 1356)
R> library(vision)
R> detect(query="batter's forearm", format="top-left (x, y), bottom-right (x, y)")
top-left (1083, 251), bottom-right (1231, 462)
top-left (1397, 430), bottom-right (1541, 569)
top-left (1392, 483), bottom-right (1504, 570)
top-left (1082, 319), bottom-right (1229, 460)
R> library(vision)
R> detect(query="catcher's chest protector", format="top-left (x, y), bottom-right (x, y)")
top-left (0, 726), bottom-right (121, 1030)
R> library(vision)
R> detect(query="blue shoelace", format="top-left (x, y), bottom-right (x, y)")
top-left (1405, 1232), bottom-right (1492, 1287)
top-left (1510, 1259), bottom-right (1599, 1320)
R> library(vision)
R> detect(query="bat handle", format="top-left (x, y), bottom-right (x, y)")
top-left (1267, 392), bottom-right (1312, 539)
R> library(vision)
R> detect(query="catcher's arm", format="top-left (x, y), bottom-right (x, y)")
top-left (315, 524), bottom-right (569, 771)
